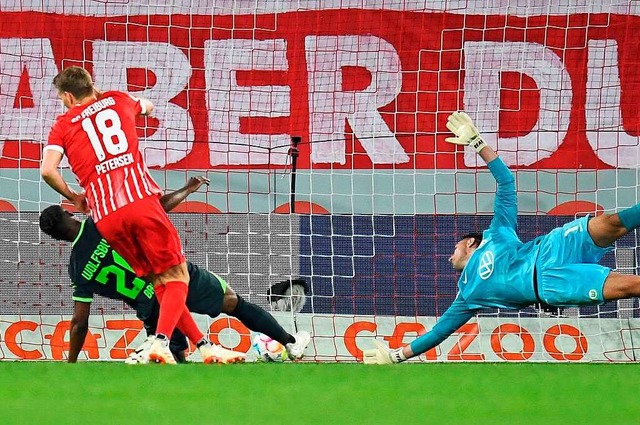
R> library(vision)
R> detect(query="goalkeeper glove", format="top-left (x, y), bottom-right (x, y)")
top-left (445, 111), bottom-right (487, 153)
top-left (362, 340), bottom-right (407, 365)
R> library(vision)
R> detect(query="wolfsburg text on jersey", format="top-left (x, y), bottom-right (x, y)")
top-left (95, 153), bottom-right (134, 175)
top-left (81, 238), bottom-right (110, 281)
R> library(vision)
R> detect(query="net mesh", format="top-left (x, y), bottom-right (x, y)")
top-left (1, 1), bottom-right (640, 362)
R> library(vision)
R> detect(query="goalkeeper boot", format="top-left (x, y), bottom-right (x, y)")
top-left (285, 330), bottom-right (311, 361)
top-left (124, 335), bottom-right (155, 365)
top-left (148, 335), bottom-right (177, 365)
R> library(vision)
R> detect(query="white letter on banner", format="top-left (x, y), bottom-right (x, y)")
top-left (0, 38), bottom-right (59, 146)
top-left (586, 39), bottom-right (640, 168)
top-left (204, 39), bottom-right (290, 166)
top-left (463, 41), bottom-right (572, 167)
top-left (92, 41), bottom-right (193, 167)
top-left (305, 35), bottom-right (408, 165)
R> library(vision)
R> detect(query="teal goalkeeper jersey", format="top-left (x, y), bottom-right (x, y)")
top-left (409, 157), bottom-right (542, 355)
top-left (457, 158), bottom-right (540, 310)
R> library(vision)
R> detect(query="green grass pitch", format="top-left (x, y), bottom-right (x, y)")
top-left (2, 362), bottom-right (638, 425)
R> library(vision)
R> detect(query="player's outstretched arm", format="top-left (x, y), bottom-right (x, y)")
top-left (445, 111), bottom-right (497, 163)
top-left (407, 297), bottom-right (477, 357)
top-left (363, 297), bottom-right (477, 364)
top-left (159, 176), bottom-right (210, 212)
top-left (445, 111), bottom-right (517, 230)
top-left (68, 301), bottom-right (91, 363)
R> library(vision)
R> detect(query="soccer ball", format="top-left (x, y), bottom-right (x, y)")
top-left (252, 333), bottom-right (288, 362)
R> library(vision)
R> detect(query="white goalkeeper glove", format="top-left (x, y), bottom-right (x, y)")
top-left (445, 111), bottom-right (487, 153)
top-left (362, 340), bottom-right (407, 365)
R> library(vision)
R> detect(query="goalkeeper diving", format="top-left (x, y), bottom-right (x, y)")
top-left (364, 111), bottom-right (640, 364)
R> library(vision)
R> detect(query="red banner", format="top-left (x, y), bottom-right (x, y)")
top-left (0, 11), bottom-right (638, 169)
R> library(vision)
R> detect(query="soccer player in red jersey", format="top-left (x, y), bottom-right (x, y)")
top-left (41, 66), bottom-right (207, 364)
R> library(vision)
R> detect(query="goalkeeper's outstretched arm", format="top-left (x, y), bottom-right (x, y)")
top-left (445, 111), bottom-right (517, 230)
top-left (363, 297), bottom-right (478, 364)
top-left (407, 298), bottom-right (477, 358)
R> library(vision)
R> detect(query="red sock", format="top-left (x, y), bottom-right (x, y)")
top-left (155, 284), bottom-right (204, 343)
top-left (176, 307), bottom-right (205, 344)
top-left (155, 281), bottom-right (188, 338)
top-left (154, 284), bottom-right (165, 302)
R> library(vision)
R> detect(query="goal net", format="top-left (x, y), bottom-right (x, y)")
top-left (1, 0), bottom-right (639, 362)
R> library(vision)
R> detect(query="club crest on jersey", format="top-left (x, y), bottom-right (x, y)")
top-left (478, 251), bottom-right (495, 280)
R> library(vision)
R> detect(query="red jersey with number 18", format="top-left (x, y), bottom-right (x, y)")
top-left (45, 91), bottom-right (161, 222)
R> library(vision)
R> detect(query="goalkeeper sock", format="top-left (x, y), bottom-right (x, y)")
top-left (155, 281), bottom-right (189, 339)
top-left (230, 296), bottom-right (294, 345)
top-left (618, 204), bottom-right (640, 231)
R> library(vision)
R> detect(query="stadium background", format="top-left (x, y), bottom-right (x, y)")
top-left (1, 0), bottom-right (640, 363)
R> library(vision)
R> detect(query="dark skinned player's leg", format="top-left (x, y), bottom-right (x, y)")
top-left (223, 287), bottom-right (295, 345)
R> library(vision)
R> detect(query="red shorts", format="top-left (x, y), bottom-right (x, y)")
top-left (95, 195), bottom-right (185, 277)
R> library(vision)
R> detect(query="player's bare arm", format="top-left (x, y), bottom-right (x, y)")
top-left (159, 176), bottom-right (210, 212)
top-left (68, 301), bottom-right (91, 363)
top-left (40, 149), bottom-right (88, 213)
